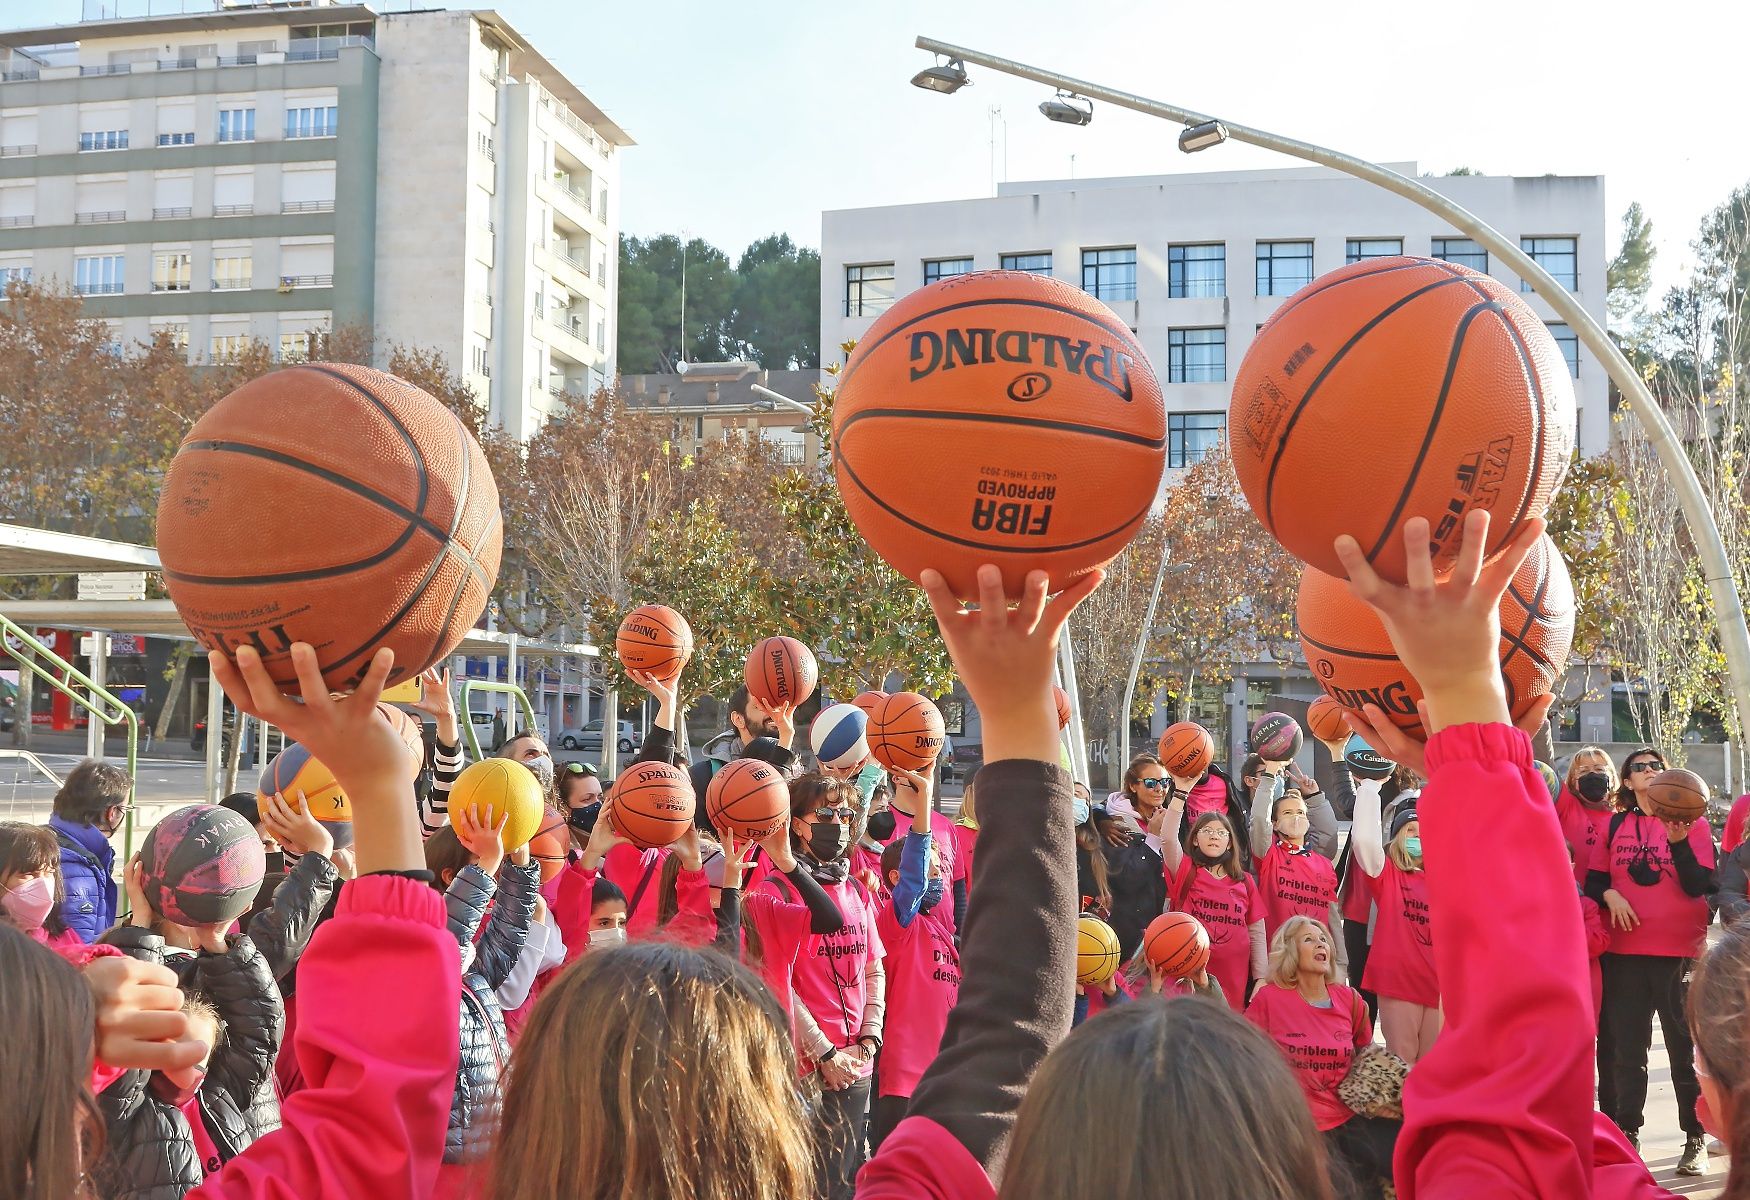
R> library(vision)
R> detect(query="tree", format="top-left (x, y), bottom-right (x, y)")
top-left (1607, 202), bottom-right (1657, 333)
top-left (728, 235), bottom-right (821, 368)
top-left (1544, 453), bottom-right (1625, 671)
top-left (616, 235), bottom-right (738, 372)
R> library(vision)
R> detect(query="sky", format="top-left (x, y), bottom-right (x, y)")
top-left (41, 0), bottom-right (1748, 295)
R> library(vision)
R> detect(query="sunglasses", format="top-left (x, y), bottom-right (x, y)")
top-left (563, 762), bottom-right (599, 777)
top-left (810, 806), bottom-right (858, 823)
top-left (1137, 778), bottom-right (1170, 791)
top-left (1629, 761), bottom-right (1666, 773)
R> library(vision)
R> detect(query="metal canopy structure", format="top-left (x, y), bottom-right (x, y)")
top-left (0, 522), bottom-right (161, 577)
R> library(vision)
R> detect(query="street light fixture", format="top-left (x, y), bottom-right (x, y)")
top-left (1038, 91), bottom-right (1093, 126)
top-left (1178, 119), bottom-right (1228, 153)
top-left (910, 56), bottom-right (969, 94)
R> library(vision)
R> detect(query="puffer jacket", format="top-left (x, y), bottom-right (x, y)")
top-left (441, 858), bottom-right (538, 1164)
top-left (244, 850), bottom-right (340, 983)
top-left (50, 813), bottom-right (117, 942)
top-left (95, 933), bottom-right (283, 1199)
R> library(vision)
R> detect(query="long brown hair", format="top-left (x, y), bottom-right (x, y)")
top-left (1187, 811), bottom-right (1244, 880)
top-left (0, 822), bottom-right (68, 936)
top-left (488, 941), bottom-right (815, 1200)
top-left (1690, 923), bottom-right (1750, 1200)
top-left (1000, 997), bottom-right (1335, 1200)
top-left (1075, 812), bottom-right (1110, 900)
top-left (0, 926), bottom-right (104, 1200)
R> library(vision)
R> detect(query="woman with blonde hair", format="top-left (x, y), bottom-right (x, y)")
top-left (1557, 746), bottom-right (1618, 884)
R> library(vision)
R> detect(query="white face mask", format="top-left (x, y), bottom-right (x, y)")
top-left (1277, 814), bottom-right (1310, 842)
top-left (588, 926), bottom-right (626, 948)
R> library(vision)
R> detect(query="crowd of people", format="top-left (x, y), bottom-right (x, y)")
top-left (1, 510), bottom-right (1747, 1199)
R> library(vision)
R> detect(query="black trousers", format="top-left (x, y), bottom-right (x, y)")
top-left (1600, 952), bottom-right (1702, 1137)
top-left (1325, 1114), bottom-right (1401, 1200)
top-left (1596, 991), bottom-right (1617, 1118)
top-left (813, 1076), bottom-right (872, 1200)
top-left (1344, 918), bottom-right (1378, 1025)
top-left (869, 1093), bottom-right (909, 1153)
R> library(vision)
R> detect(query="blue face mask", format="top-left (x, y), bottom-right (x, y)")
top-left (1402, 836), bottom-right (1423, 859)
top-left (921, 876), bottom-right (945, 912)
top-left (1071, 799), bottom-right (1090, 826)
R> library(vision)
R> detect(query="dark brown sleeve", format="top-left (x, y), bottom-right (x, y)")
top-left (901, 758), bottom-right (1074, 1177)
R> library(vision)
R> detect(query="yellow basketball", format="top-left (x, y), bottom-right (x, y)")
top-left (257, 743), bottom-right (349, 823)
top-left (450, 758), bottom-right (544, 851)
top-left (1076, 913), bottom-right (1122, 986)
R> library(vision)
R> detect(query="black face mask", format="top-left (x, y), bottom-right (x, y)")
top-left (1576, 772), bottom-right (1612, 803)
top-left (807, 821), bottom-right (851, 863)
top-left (568, 801), bottom-right (602, 833)
top-left (865, 809), bottom-right (897, 842)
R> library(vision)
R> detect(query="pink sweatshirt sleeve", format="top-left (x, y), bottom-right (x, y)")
top-left (1397, 724), bottom-right (1596, 1200)
top-left (662, 867), bottom-right (716, 946)
top-left (189, 874), bottom-right (458, 1200)
top-left (552, 859), bottom-right (598, 965)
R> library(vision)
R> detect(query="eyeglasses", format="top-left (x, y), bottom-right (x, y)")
top-left (1629, 761), bottom-right (1666, 774)
top-left (563, 762), bottom-right (599, 777)
top-left (1136, 778), bottom-right (1169, 791)
top-left (811, 806), bottom-right (858, 823)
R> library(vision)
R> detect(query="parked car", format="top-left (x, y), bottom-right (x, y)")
top-left (557, 719), bottom-right (641, 754)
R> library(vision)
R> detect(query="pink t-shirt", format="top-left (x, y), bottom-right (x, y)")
top-left (874, 903), bottom-right (959, 1098)
top-left (1602, 811), bottom-right (1716, 958)
top-left (1256, 840), bottom-right (1339, 942)
top-left (778, 875), bottom-right (886, 1078)
top-left (602, 842), bottom-right (668, 938)
top-left (1246, 983), bottom-right (1372, 1131)
top-left (181, 1092), bottom-right (223, 1176)
top-left (1185, 775), bottom-right (1230, 821)
top-left (1362, 860), bottom-right (1438, 1006)
top-left (743, 884), bottom-right (813, 1021)
top-left (1340, 860), bottom-right (1375, 923)
top-left (1556, 787), bottom-right (1615, 886)
top-left (1169, 857), bottom-right (1262, 1012)
top-left (949, 823), bottom-right (978, 885)
top-left (1723, 794), bottom-right (1750, 855)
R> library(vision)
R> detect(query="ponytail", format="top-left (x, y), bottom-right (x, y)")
top-left (1689, 923), bottom-right (1750, 1198)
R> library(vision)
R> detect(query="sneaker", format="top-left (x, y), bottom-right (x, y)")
top-left (1678, 1135), bottom-right (1708, 1177)
top-left (1623, 1130), bottom-right (1640, 1154)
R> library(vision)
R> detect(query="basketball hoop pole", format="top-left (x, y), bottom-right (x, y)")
top-left (915, 35), bottom-right (1750, 738)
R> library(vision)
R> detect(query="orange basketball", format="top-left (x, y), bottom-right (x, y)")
top-left (376, 702), bottom-right (426, 780)
top-left (1229, 257), bottom-right (1574, 584)
top-left (1644, 768), bottom-right (1709, 823)
top-left (852, 690), bottom-right (889, 719)
top-left (744, 637), bottom-right (818, 709)
top-left (607, 762), bottom-right (696, 849)
top-left (869, 692), bottom-right (946, 772)
top-left (1143, 911), bottom-right (1211, 979)
top-left (527, 805), bottom-right (570, 885)
top-left (1052, 685), bottom-right (1073, 731)
top-left (1305, 696), bottom-right (1349, 745)
top-left (157, 363), bottom-right (502, 692)
top-left (1299, 533), bottom-right (1574, 735)
top-left (1157, 722), bottom-right (1214, 780)
top-left (616, 604), bottom-right (693, 680)
top-left (833, 270), bottom-right (1167, 599)
top-left (705, 758), bottom-right (791, 841)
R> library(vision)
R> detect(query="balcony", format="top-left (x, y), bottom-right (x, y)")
top-left (78, 132), bottom-right (129, 153)
top-left (1, 68), bottom-right (40, 83)
top-left (151, 281), bottom-right (191, 294)
top-left (281, 199), bottom-right (335, 214)
top-left (278, 274), bottom-right (333, 290)
top-left (213, 204), bottom-right (253, 218)
top-left (554, 177), bottom-right (592, 214)
top-left (285, 36), bottom-right (374, 62)
top-left (153, 206), bottom-right (192, 220)
top-left (79, 63), bottom-right (133, 77)
top-left (74, 211), bottom-right (126, 225)
top-left (212, 276), bottom-right (252, 291)
top-left (74, 282), bottom-right (124, 296)
top-left (157, 133), bottom-right (195, 147)
top-left (0, 144), bottom-right (36, 157)
top-left (0, 215), bottom-right (32, 228)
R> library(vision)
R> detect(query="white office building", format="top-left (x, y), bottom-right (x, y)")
top-left (0, 0), bottom-right (630, 440)
top-left (821, 164), bottom-right (1609, 464)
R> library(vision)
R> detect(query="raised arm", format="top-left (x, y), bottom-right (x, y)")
top-left (1351, 777), bottom-right (1387, 878)
top-left (1248, 775), bottom-right (1276, 858)
top-left (1158, 791), bottom-right (1188, 875)
top-left (193, 933), bottom-right (285, 1111)
top-left (475, 854), bottom-right (538, 992)
top-left (249, 794), bottom-right (341, 980)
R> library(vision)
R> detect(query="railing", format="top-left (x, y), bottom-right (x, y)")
top-left (78, 133), bottom-right (129, 152)
top-left (533, 300), bottom-right (545, 319)
top-left (151, 281), bottom-right (191, 293)
top-left (278, 274), bottom-right (333, 289)
top-left (285, 35), bottom-right (373, 62)
top-left (474, 290), bottom-right (494, 307)
top-left (74, 210), bottom-right (126, 224)
top-left (594, 263), bottom-right (605, 284)
top-left (553, 178), bottom-right (592, 213)
top-left (157, 133), bottom-right (195, 147)
top-left (80, 63), bottom-right (133, 76)
top-left (478, 141), bottom-right (496, 163)
top-left (281, 199), bottom-right (334, 214)
top-left (478, 67), bottom-right (500, 86)
top-left (157, 58), bottom-right (202, 71)
top-left (0, 144), bottom-right (37, 157)
top-left (74, 282), bottom-right (124, 295)
top-left (552, 313), bottom-right (586, 339)
top-left (538, 94), bottom-right (600, 150)
top-left (563, 251), bottom-right (588, 275)
top-left (0, 215), bottom-right (32, 228)
top-left (217, 55), bottom-right (258, 67)
top-left (212, 276), bottom-right (252, 290)
top-left (217, 130), bottom-right (254, 143)
top-left (285, 125), bottom-right (338, 140)
top-left (1, 69), bottom-right (41, 82)
top-left (152, 206), bottom-right (192, 220)
top-left (213, 203), bottom-right (253, 217)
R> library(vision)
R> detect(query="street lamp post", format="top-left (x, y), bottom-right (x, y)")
top-left (911, 35), bottom-right (1750, 736)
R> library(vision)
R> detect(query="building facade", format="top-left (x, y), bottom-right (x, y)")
top-left (0, 0), bottom-right (629, 441)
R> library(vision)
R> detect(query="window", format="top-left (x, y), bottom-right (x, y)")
top-left (281, 166), bottom-right (336, 213)
top-left (1081, 247), bottom-right (1137, 300)
top-left (151, 321), bottom-right (189, 351)
top-left (1432, 237), bottom-right (1487, 272)
top-left (279, 331), bottom-right (312, 363)
top-left (278, 239), bottom-right (334, 287)
top-left (1522, 236), bottom-right (1577, 292)
top-left (218, 109), bottom-right (255, 143)
top-left (0, 185), bottom-right (32, 228)
top-left (1168, 243), bottom-right (1225, 298)
top-left (75, 177), bottom-right (127, 224)
top-left (1001, 252), bottom-right (1052, 275)
top-left (74, 254), bottom-right (124, 295)
top-left (923, 257), bottom-right (973, 286)
top-left (157, 132), bottom-right (195, 147)
top-left (284, 106), bottom-right (338, 139)
top-left (151, 251), bottom-right (191, 292)
top-left (213, 251), bottom-right (252, 290)
top-left (1548, 323), bottom-right (1580, 378)
top-left (210, 332), bottom-right (251, 362)
top-left (595, 319), bottom-right (605, 350)
top-left (471, 343), bottom-right (490, 376)
top-left (1256, 241), bottom-right (1313, 296)
top-left (845, 263), bottom-right (895, 317)
top-left (0, 263), bottom-right (32, 288)
top-left (1345, 238), bottom-right (1403, 263)
top-left (152, 173), bottom-right (192, 220)
top-left (213, 169), bottom-right (253, 216)
top-left (156, 102), bottom-right (194, 147)
top-left (1169, 412), bottom-right (1226, 468)
top-left (476, 130), bottom-right (495, 161)
top-left (79, 130), bottom-right (128, 152)
top-left (1167, 328), bottom-right (1226, 383)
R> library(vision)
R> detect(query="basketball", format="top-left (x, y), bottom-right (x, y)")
top-left (139, 804), bottom-right (267, 926)
top-left (1306, 695), bottom-right (1349, 744)
top-left (811, 703), bottom-right (870, 769)
top-left (527, 805), bottom-right (569, 885)
top-left (1343, 733), bottom-right (1395, 781)
top-left (609, 761), bottom-right (697, 849)
top-left (1250, 712), bottom-right (1304, 761)
top-left (832, 270), bottom-right (1168, 599)
top-left (1143, 911), bottom-right (1212, 979)
top-left (869, 691), bottom-right (946, 772)
top-left (1299, 533), bottom-right (1574, 735)
top-left (257, 742), bottom-right (350, 823)
top-left (744, 636), bottom-right (819, 709)
top-left (1157, 722), bottom-right (1214, 780)
top-left (852, 690), bottom-right (888, 719)
top-left (377, 702), bottom-right (426, 779)
top-left (1229, 256), bottom-right (1575, 583)
top-left (704, 758), bottom-right (791, 841)
top-left (450, 758), bottom-right (545, 852)
top-left (1053, 685), bottom-right (1073, 731)
top-left (1075, 913), bottom-right (1122, 986)
top-left (1644, 768), bottom-right (1709, 823)
top-left (616, 604), bottom-right (693, 681)
top-left (156, 363), bottom-right (503, 692)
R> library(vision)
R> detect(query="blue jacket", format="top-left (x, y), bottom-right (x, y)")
top-left (49, 813), bottom-right (117, 942)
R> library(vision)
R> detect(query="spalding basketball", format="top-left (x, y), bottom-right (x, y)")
top-left (852, 690), bottom-right (888, 719)
top-left (1230, 256), bottom-right (1574, 583)
top-left (1143, 911), bottom-right (1211, 980)
top-left (157, 363), bottom-right (503, 692)
top-left (833, 270), bottom-right (1168, 599)
top-left (609, 761), bottom-right (696, 849)
top-left (527, 805), bottom-right (569, 885)
top-left (1075, 913), bottom-right (1122, 986)
top-left (1250, 712), bottom-right (1304, 761)
top-left (705, 758), bottom-right (790, 840)
top-left (1306, 695), bottom-right (1349, 744)
top-left (1158, 722), bottom-right (1214, 780)
top-left (378, 702), bottom-right (426, 779)
top-left (139, 804), bottom-right (267, 926)
top-left (744, 637), bottom-right (819, 709)
top-left (258, 743), bottom-right (349, 823)
top-left (869, 692), bottom-right (946, 772)
top-left (1053, 685), bottom-right (1073, 731)
top-left (810, 702), bottom-right (870, 770)
top-left (450, 758), bottom-right (544, 851)
top-left (1644, 768), bottom-right (1708, 823)
top-left (616, 604), bottom-right (693, 681)
top-left (1300, 533), bottom-right (1574, 735)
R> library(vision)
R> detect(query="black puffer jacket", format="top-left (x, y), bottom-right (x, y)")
top-left (441, 858), bottom-right (538, 1164)
top-left (94, 933), bottom-right (283, 1199)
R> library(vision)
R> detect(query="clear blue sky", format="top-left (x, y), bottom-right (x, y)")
top-left (41, 0), bottom-right (1747, 295)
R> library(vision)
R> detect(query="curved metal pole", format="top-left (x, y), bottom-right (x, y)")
top-left (916, 35), bottom-right (1750, 736)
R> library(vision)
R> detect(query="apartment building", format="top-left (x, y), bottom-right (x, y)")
top-left (0, 0), bottom-right (630, 440)
top-left (821, 164), bottom-right (1610, 462)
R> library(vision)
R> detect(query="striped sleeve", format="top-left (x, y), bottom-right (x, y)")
top-left (420, 738), bottom-right (465, 839)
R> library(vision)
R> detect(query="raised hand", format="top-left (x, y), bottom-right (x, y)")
top-left (262, 790), bottom-right (335, 859)
top-left (453, 804), bottom-right (507, 878)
